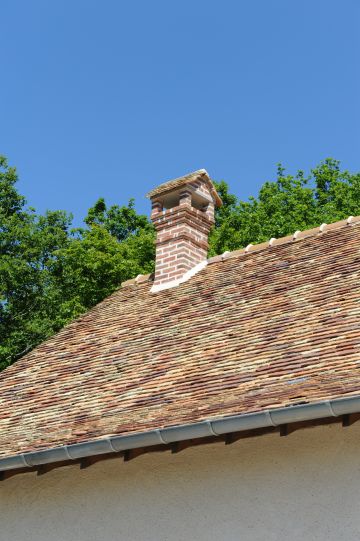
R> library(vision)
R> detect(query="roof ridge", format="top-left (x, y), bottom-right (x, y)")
top-left (121, 215), bottom-right (360, 288)
top-left (207, 215), bottom-right (360, 265)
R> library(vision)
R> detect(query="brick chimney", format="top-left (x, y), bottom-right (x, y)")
top-left (147, 169), bottom-right (222, 292)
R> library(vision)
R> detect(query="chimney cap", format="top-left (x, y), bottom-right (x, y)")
top-left (146, 169), bottom-right (223, 208)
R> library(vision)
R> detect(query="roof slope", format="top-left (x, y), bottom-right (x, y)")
top-left (0, 219), bottom-right (360, 458)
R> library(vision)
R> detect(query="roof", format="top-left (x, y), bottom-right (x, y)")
top-left (146, 169), bottom-right (223, 207)
top-left (0, 216), bottom-right (360, 461)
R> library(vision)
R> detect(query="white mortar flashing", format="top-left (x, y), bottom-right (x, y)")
top-left (151, 260), bottom-right (208, 293)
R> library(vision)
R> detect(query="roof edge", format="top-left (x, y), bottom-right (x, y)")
top-left (1, 394), bottom-right (359, 472)
top-left (208, 215), bottom-right (360, 265)
top-left (121, 216), bottom-right (360, 288)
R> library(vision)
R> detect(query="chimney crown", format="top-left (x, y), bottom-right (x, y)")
top-left (147, 169), bottom-right (222, 292)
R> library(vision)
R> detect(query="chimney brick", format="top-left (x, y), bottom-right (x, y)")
top-left (147, 170), bottom-right (222, 291)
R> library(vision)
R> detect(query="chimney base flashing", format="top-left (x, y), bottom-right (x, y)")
top-left (151, 260), bottom-right (207, 293)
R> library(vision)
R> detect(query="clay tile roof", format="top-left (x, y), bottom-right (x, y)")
top-left (146, 169), bottom-right (223, 207)
top-left (1, 217), bottom-right (360, 458)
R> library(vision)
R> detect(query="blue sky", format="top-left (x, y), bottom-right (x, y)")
top-left (1, 0), bottom-right (359, 224)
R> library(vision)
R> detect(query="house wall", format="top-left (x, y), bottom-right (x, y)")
top-left (1, 422), bottom-right (360, 541)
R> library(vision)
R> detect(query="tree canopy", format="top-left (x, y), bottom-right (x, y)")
top-left (0, 156), bottom-right (154, 369)
top-left (1, 156), bottom-right (359, 369)
top-left (209, 159), bottom-right (360, 255)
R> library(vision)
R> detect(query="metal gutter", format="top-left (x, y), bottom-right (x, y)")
top-left (1, 395), bottom-right (360, 472)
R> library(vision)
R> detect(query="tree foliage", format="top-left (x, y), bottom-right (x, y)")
top-left (0, 156), bottom-right (154, 369)
top-left (1, 156), bottom-right (359, 369)
top-left (209, 159), bottom-right (360, 254)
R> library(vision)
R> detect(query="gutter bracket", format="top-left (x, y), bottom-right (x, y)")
top-left (207, 421), bottom-right (217, 436)
top-left (326, 401), bottom-right (337, 417)
top-left (266, 411), bottom-right (277, 427)
top-left (156, 430), bottom-right (167, 445)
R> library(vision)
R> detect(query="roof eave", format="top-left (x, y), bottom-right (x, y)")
top-left (1, 394), bottom-right (359, 473)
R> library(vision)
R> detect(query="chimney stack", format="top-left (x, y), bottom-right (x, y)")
top-left (147, 169), bottom-right (222, 292)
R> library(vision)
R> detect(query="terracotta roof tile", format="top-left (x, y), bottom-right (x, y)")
top-left (146, 169), bottom-right (223, 207)
top-left (0, 218), bottom-right (360, 458)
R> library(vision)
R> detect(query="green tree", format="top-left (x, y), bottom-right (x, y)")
top-left (1, 155), bottom-right (360, 369)
top-left (209, 159), bottom-right (360, 254)
top-left (0, 156), bottom-right (154, 370)
top-left (85, 197), bottom-right (151, 241)
top-left (0, 156), bottom-right (73, 366)
top-left (52, 219), bottom-right (154, 310)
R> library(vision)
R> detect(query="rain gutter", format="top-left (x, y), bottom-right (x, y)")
top-left (1, 395), bottom-right (360, 472)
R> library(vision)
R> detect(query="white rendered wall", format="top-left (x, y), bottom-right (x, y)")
top-left (1, 422), bottom-right (360, 541)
